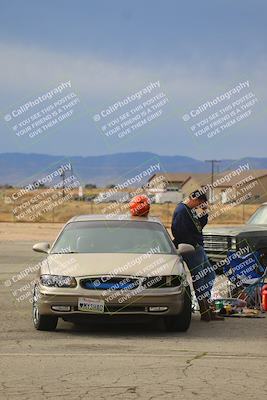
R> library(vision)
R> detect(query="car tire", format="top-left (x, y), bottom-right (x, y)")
top-left (164, 286), bottom-right (192, 332)
top-left (32, 285), bottom-right (58, 331)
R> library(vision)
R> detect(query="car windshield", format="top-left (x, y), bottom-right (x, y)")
top-left (51, 220), bottom-right (175, 254)
top-left (247, 206), bottom-right (267, 225)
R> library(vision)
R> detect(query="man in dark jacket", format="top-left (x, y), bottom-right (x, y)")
top-left (172, 190), bottom-right (224, 321)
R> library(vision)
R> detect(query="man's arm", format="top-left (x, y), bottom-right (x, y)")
top-left (198, 212), bottom-right (208, 229)
top-left (171, 206), bottom-right (197, 245)
top-left (171, 207), bottom-right (187, 239)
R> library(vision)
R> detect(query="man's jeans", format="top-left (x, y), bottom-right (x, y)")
top-left (182, 245), bottom-right (216, 303)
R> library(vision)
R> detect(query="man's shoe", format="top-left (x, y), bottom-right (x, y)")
top-left (210, 312), bottom-right (225, 321)
top-left (199, 299), bottom-right (225, 321)
top-left (200, 311), bottom-right (212, 321)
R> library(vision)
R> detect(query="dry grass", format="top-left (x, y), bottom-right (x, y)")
top-left (0, 187), bottom-right (260, 226)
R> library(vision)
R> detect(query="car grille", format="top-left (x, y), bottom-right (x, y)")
top-left (80, 276), bottom-right (140, 290)
top-left (80, 275), bottom-right (183, 290)
top-left (203, 235), bottom-right (231, 253)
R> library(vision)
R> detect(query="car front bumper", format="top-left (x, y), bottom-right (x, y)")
top-left (36, 285), bottom-right (187, 317)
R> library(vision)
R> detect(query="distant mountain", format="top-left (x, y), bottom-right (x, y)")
top-left (0, 152), bottom-right (266, 186)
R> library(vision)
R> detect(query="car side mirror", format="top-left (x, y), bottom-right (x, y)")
top-left (177, 243), bottom-right (195, 256)
top-left (33, 242), bottom-right (51, 254)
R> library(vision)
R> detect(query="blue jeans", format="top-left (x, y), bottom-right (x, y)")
top-left (182, 245), bottom-right (216, 303)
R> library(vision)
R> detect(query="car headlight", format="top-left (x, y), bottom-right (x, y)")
top-left (230, 237), bottom-right (237, 250)
top-left (40, 275), bottom-right (77, 288)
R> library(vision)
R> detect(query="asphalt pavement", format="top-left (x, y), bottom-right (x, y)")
top-left (0, 240), bottom-right (266, 400)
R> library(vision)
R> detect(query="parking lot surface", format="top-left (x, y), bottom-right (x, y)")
top-left (0, 237), bottom-right (266, 400)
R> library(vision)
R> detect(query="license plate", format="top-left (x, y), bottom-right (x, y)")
top-left (78, 297), bottom-right (104, 313)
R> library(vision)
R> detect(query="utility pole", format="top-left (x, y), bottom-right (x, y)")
top-left (205, 160), bottom-right (221, 203)
top-left (61, 169), bottom-right (65, 198)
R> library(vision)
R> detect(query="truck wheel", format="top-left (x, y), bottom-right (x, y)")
top-left (32, 285), bottom-right (58, 331)
top-left (164, 287), bottom-right (192, 332)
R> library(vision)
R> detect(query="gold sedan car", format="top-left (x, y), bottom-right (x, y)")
top-left (32, 215), bottom-right (193, 332)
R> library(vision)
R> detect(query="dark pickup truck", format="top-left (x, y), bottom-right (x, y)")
top-left (203, 203), bottom-right (267, 265)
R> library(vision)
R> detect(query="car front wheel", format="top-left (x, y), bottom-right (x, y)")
top-left (32, 285), bottom-right (58, 331)
top-left (164, 286), bottom-right (192, 332)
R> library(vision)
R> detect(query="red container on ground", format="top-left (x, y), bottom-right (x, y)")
top-left (262, 285), bottom-right (267, 311)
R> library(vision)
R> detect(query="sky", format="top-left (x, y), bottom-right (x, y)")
top-left (0, 0), bottom-right (266, 160)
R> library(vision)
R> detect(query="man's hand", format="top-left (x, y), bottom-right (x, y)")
top-left (199, 201), bottom-right (209, 211)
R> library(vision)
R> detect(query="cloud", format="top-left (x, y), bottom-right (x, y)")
top-left (0, 41), bottom-right (158, 97)
top-left (0, 40), bottom-right (266, 116)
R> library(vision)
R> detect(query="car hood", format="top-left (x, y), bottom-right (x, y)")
top-left (203, 224), bottom-right (267, 236)
top-left (42, 253), bottom-right (183, 277)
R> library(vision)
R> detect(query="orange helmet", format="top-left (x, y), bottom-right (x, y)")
top-left (130, 195), bottom-right (150, 217)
